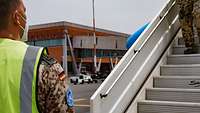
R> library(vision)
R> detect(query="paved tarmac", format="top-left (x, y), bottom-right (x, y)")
top-left (71, 82), bottom-right (102, 113)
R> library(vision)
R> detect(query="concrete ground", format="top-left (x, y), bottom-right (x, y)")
top-left (71, 82), bottom-right (102, 113)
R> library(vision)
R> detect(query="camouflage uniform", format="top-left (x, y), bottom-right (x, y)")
top-left (177, 0), bottom-right (194, 47)
top-left (177, 0), bottom-right (200, 47)
top-left (193, 0), bottom-right (200, 37)
top-left (37, 54), bottom-right (74, 113)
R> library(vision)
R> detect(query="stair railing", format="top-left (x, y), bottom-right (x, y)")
top-left (91, 0), bottom-right (180, 113)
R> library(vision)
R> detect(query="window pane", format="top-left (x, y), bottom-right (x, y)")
top-left (33, 39), bottom-right (64, 47)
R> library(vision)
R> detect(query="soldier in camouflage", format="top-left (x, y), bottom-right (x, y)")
top-left (176, 0), bottom-right (200, 54)
top-left (193, 0), bottom-right (200, 38)
top-left (38, 54), bottom-right (74, 113)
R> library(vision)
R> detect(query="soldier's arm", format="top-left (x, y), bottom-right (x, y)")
top-left (37, 54), bottom-right (75, 113)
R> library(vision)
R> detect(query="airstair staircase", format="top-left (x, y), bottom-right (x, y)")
top-left (91, 0), bottom-right (200, 113)
top-left (138, 37), bottom-right (200, 113)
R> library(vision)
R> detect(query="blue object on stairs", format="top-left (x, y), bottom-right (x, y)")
top-left (126, 23), bottom-right (149, 49)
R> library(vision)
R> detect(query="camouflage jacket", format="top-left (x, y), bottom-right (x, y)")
top-left (176, 0), bottom-right (199, 5)
top-left (37, 54), bottom-right (74, 113)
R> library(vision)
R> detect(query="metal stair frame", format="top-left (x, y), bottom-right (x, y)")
top-left (91, 0), bottom-right (180, 113)
top-left (125, 36), bottom-right (177, 113)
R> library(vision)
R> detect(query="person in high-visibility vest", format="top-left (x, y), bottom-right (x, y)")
top-left (0, 0), bottom-right (74, 113)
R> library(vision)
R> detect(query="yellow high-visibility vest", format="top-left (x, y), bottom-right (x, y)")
top-left (0, 38), bottom-right (43, 113)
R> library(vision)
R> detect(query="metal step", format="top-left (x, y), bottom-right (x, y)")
top-left (154, 76), bottom-right (200, 89)
top-left (160, 64), bottom-right (200, 76)
top-left (178, 37), bottom-right (185, 45)
top-left (172, 46), bottom-right (186, 54)
top-left (146, 88), bottom-right (200, 103)
top-left (167, 54), bottom-right (200, 65)
top-left (172, 46), bottom-right (200, 54)
top-left (138, 100), bottom-right (200, 113)
top-left (177, 37), bottom-right (200, 45)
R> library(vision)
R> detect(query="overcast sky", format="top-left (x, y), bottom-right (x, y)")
top-left (24, 0), bottom-right (168, 34)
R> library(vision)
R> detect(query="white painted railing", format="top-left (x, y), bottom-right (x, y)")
top-left (90, 0), bottom-right (180, 113)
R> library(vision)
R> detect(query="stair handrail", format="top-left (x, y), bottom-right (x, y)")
top-left (91, 0), bottom-right (179, 113)
top-left (100, 0), bottom-right (176, 97)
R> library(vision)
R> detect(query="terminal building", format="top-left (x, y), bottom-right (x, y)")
top-left (27, 21), bottom-right (130, 75)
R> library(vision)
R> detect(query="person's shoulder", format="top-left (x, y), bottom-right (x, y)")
top-left (40, 53), bottom-right (57, 66)
top-left (37, 54), bottom-right (69, 112)
top-left (39, 53), bottom-right (65, 80)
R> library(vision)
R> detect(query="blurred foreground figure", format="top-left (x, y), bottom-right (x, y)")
top-left (0, 0), bottom-right (74, 112)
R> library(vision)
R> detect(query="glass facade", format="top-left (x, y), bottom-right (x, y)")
top-left (81, 49), bottom-right (93, 58)
top-left (27, 39), bottom-right (64, 47)
top-left (76, 49), bottom-right (126, 58)
top-left (27, 39), bottom-right (126, 59)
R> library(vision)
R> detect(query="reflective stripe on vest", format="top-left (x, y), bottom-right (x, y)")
top-left (20, 46), bottom-right (42, 113)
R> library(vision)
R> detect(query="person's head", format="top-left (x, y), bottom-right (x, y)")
top-left (0, 0), bottom-right (26, 40)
